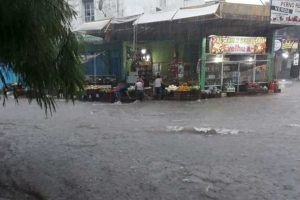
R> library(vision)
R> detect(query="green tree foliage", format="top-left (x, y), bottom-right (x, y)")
top-left (0, 0), bottom-right (84, 113)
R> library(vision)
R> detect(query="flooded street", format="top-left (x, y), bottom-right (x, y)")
top-left (1, 82), bottom-right (300, 200)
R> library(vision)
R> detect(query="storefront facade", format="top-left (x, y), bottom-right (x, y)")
top-left (122, 40), bottom-right (199, 86)
top-left (77, 1), bottom-right (292, 99)
top-left (274, 35), bottom-right (300, 79)
top-left (200, 35), bottom-right (271, 91)
top-left (115, 2), bottom-right (284, 91)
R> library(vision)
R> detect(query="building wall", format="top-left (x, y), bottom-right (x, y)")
top-left (67, 0), bottom-right (204, 80)
top-left (68, 0), bottom-right (205, 29)
top-left (80, 41), bottom-right (124, 80)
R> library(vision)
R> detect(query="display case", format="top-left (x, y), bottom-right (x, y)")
top-left (222, 63), bottom-right (239, 85)
top-left (205, 63), bottom-right (222, 86)
top-left (255, 62), bottom-right (268, 82)
top-left (205, 53), bottom-right (269, 92)
top-left (239, 63), bottom-right (254, 83)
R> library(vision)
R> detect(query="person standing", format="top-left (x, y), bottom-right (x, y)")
top-left (115, 80), bottom-right (128, 102)
top-left (154, 74), bottom-right (162, 100)
top-left (135, 78), bottom-right (144, 101)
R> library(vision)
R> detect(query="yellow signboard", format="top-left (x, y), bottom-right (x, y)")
top-left (282, 39), bottom-right (298, 50)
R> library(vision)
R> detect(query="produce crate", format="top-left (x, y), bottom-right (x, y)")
top-left (144, 88), bottom-right (153, 97)
top-left (275, 88), bottom-right (281, 93)
top-left (162, 91), bottom-right (174, 100)
top-left (128, 91), bottom-right (136, 99)
top-left (163, 96), bottom-right (176, 100)
top-left (86, 90), bottom-right (97, 101)
top-left (257, 89), bottom-right (268, 94)
top-left (226, 92), bottom-right (236, 97)
top-left (100, 92), bottom-right (115, 103)
top-left (189, 91), bottom-right (200, 100)
top-left (180, 91), bottom-right (190, 100)
top-left (173, 91), bottom-right (181, 100)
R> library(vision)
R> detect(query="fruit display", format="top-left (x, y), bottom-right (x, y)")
top-left (128, 86), bottom-right (135, 91)
top-left (101, 88), bottom-right (114, 93)
top-left (191, 85), bottom-right (200, 91)
top-left (176, 83), bottom-right (191, 92)
top-left (84, 85), bottom-right (103, 90)
top-left (81, 85), bottom-right (115, 102)
top-left (84, 85), bottom-right (114, 93)
top-left (165, 85), bottom-right (178, 92)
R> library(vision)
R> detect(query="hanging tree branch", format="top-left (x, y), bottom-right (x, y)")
top-left (0, 0), bottom-right (84, 115)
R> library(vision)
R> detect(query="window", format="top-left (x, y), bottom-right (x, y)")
top-left (83, 0), bottom-right (95, 22)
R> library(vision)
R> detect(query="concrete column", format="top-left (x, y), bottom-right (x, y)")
top-left (200, 37), bottom-right (207, 89)
top-left (267, 31), bottom-right (276, 80)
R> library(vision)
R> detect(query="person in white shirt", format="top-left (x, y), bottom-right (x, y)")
top-left (154, 74), bottom-right (162, 100)
top-left (135, 78), bottom-right (144, 101)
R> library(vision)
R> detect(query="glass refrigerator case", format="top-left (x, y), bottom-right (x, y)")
top-left (222, 63), bottom-right (239, 85)
top-left (205, 62), bottom-right (222, 86)
top-left (204, 54), bottom-right (269, 91)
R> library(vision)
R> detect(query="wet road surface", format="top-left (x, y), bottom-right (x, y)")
top-left (1, 81), bottom-right (300, 200)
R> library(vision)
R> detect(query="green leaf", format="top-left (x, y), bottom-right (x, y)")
top-left (0, 0), bottom-right (84, 115)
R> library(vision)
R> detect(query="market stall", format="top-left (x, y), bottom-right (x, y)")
top-left (80, 75), bottom-right (116, 102)
top-left (204, 35), bottom-right (270, 95)
top-left (127, 47), bottom-right (153, 86)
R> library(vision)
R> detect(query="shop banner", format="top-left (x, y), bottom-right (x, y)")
top-left (209, 36), bottom-right (267, 54)
top-left (275, 36), bottom-right (299, 51)
top-left (271, 0), bottom-right (300, 25)
top-left (282, 38), bottom-right (299, 50)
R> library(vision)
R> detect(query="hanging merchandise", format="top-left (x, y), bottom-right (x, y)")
top-left (169, 62), bottom-right (179, 78)
top-left (153, 63), bottom-right (161, 76)
top-left (178, 64), bottom-right (184, 79)
top-left (294, 53), bottom-right (299, 66)
top-left (129, 47), bottom-right (152, 86)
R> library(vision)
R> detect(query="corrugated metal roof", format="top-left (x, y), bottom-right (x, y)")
top-left (133, 4), bottom-right (220, 25)
top-left (173, 4), bottom-right (219, 20)
top-left (133, 10), bottom-right (178, 25)
top-left (74, 19), bottom-right (111, 32)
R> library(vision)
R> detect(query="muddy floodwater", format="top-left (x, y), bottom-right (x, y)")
top-left (1, 82), bottom-right (300, 200)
